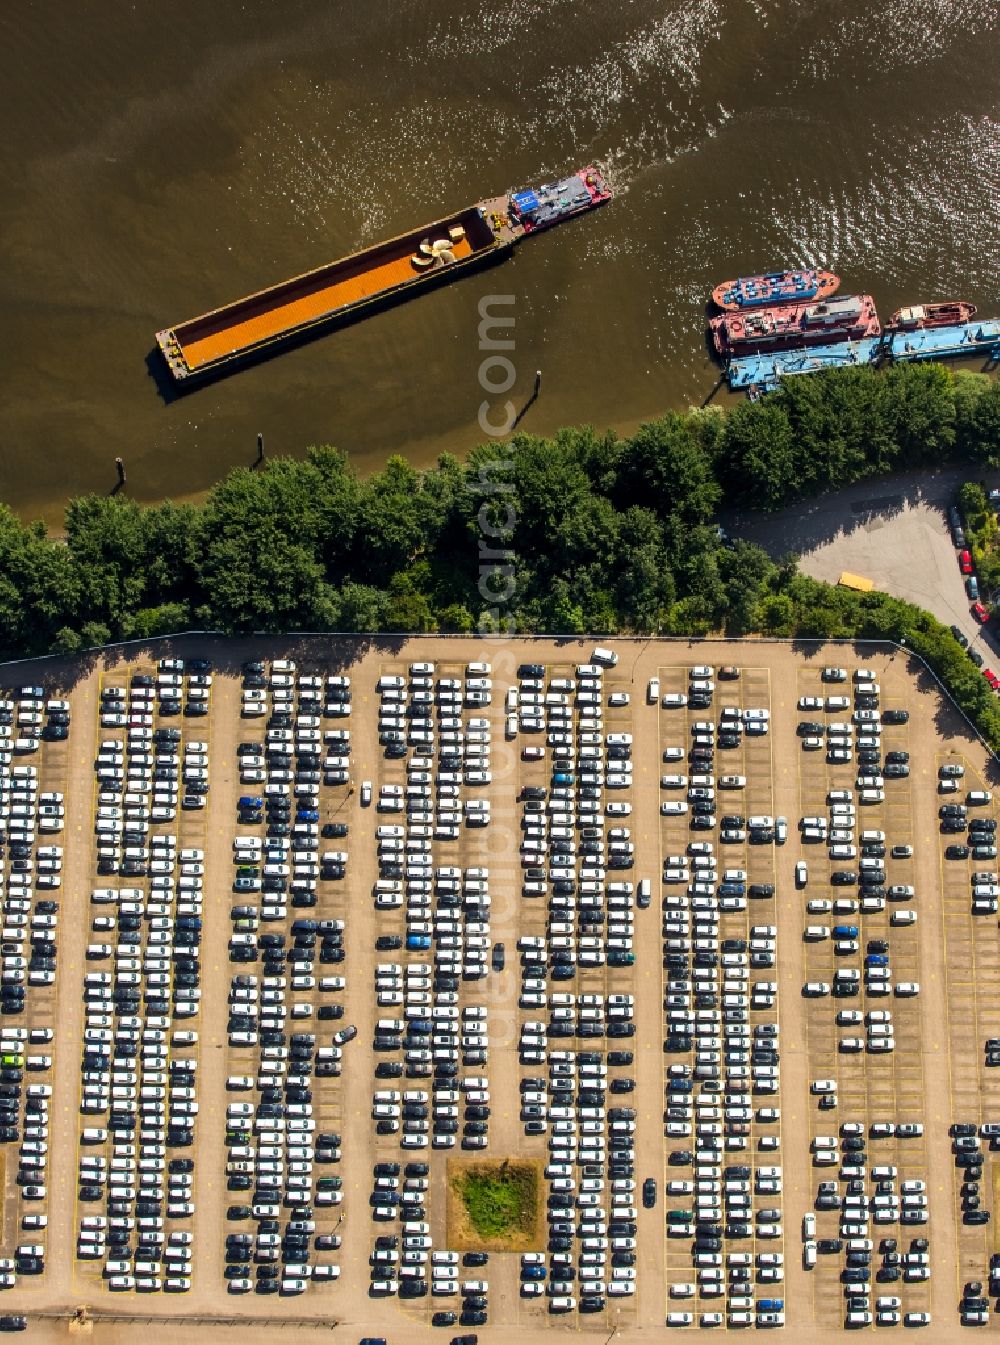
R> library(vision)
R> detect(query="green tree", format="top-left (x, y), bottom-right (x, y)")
top-left (438, 603), bottom-right (474, 633)
top-left (337, 582), bottom-right (388, 632)
top-left (355, 456), bottom-right (435, 582)
top-left (617, 414), bottom-right (720, 527)
top-left (81, 621), bottom-right (111, 648)
top-left (961, 377), bottom-right (1000, 466)
top-left (721, 400), bottom-right (796, 510)
top-left (51, 626), bottom-right (81, 654)
top-left (719, 542), bottom-right (775, 635)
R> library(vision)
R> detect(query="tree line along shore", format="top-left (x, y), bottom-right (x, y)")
top-left (2, 362), bottom-right (999, 743)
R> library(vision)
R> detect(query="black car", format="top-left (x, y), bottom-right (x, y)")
top-left (642, 1177), bottom-right (657, 1208)
top-left (748, 882), bottom-right (774, 898)
top-left (883, 709), bottom-right (909, 724)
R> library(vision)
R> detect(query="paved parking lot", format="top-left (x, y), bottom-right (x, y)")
top-left (3, 636), bottom-right (1000, 1345)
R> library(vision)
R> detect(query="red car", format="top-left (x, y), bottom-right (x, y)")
top-left (985, 670), bottom-right (1000, 691)
top-left (960, 550), bottom-right (973, 575)
top-left (973, 601), bottom-right (990, 624)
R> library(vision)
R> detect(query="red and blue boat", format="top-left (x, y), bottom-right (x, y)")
top-left (711, 293), bottom-right (881, 357)
top-left (712, 268), bottom-right (840, 312)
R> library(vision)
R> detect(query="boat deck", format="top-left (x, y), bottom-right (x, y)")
top-left (727, 317), bottom-right (1000, 394)
top-left (883, 319), bottom-right (1000, 361)
top-left (177, 233), bottom-right (476, 372)
top-left (727, 337), bottom-right (882, 391)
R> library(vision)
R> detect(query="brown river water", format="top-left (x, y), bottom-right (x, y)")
top-left (1, 0), bottom-right (998, 526)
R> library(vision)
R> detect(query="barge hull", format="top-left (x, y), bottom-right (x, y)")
top-left (157, 204), bottom-right (506, 382)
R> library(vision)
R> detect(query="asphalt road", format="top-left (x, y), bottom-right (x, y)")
top-left (727, 467), bottom-right (1000, 661)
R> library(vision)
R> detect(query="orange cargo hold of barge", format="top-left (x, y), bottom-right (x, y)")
top-left (181, 232), bottom-right (475, 370)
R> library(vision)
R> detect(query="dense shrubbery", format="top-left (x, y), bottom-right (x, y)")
top-left (453, 1163), bottom-right (539, 1241)
top-left (720, 363), bottom-right (1000, 510)
top-left (2, 361), bottom-right (999, 741)
top-left (959, 481), bottom-right (1000, 605)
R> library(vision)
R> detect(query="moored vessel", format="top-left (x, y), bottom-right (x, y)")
top-left (712, 268), bottom-right (840, 312)
top-left (887, 301), bottom-right (977, 330)
top-left (711, 293), bottom-right (881, 357)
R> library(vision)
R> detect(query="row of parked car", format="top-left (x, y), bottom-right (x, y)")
top-left (952, 1124), bottom-right (1000, 1327)
top-left (0, 691), bottom-right (70, 755)
top-left (797, 670), bottom-right (921, 1028)
top-left (949, 500), bottom-right (995, 635)
top-left (75, 661), bottom-right (215, 1293)
top-left (798, 791), bottom-right (919, 1010)
top-left (0, 688), bottom-right (71, 1293)
top-left (795, 668), bottom-right (942, 1328)
top-left (657, 670), bottom-right (787, 1328)
top-left (797, 665), bottom-right (909, 785)
top-left (808, 1120), bottom-right (934, 1327)
top-left (509, 659), bottom-right (648, 1315)
top-left (101, 660), bottom-right (213, 730)
top-left (225, 658), bottom-right (353, 1295)
top-left (366, 663), bottom-right (502, 1324)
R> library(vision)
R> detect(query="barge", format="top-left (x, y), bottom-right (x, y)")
top-left (711, 268), bottom-right (840, 312)
top-left (726, 318), bottom-right (1000, 396)
top-left (156, 167), bottom-right (611, 384)
top-left (711, 293), bottom-right (881, 357)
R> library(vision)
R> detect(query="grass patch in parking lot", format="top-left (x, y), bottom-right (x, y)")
top-left (447, 1158), bottom-right (543, 1250)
